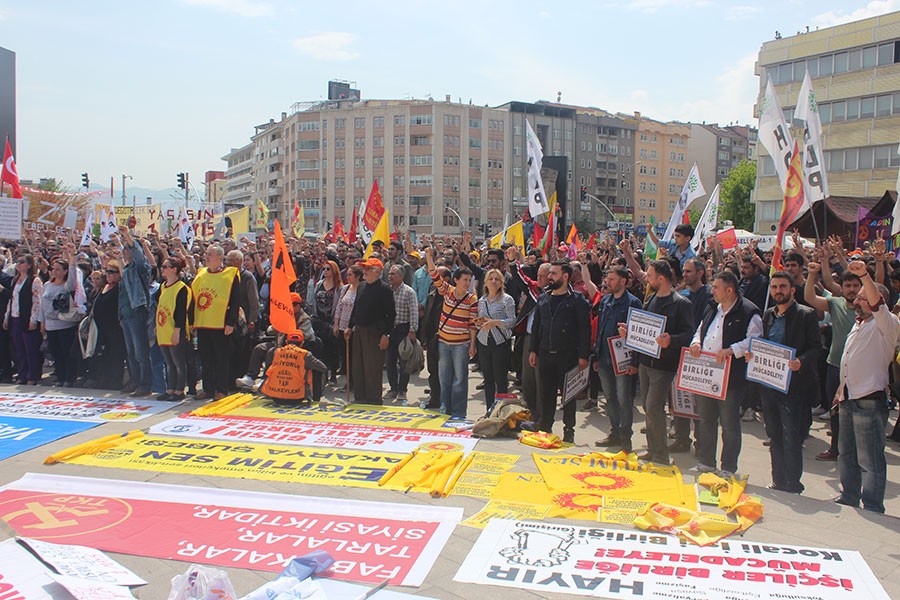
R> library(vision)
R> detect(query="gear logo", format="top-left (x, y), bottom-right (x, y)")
top-left (570, 471), bottom-right (633, 491)
top-left (196, 290), bottom-right (214, 311)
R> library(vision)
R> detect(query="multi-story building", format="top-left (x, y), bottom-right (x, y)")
top-left (0, 47), bottom-right (14, 156)
top-left (753, 11), bottom-right (900, 233)
top-left (687, 123), bottom-right (757, 193)
top-left (251, 118), bottom-right (285, 219)
top-left (221, 143), bottom-right (253, 207)
top-left (632, 113), bottom-right (692, 233)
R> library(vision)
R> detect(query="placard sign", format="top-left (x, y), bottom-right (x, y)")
top-left (607, 335), bottom-right (633, 376)
top-left (559, 365), bottom-right (589, 409)
top-left (746, 337), bottom-right (795, 393)
top-left (675, 348), bottom-right (731, 401)
top-left (624, 308), bottom-right (666, 359)
top-left (670, 380), bottom-right (698, 420)
top-left (0, 198), bottom-right (23, 240)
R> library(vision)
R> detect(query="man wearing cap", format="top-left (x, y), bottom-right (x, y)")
top-left (259, 329), bottom-right (328, 405)
top-left (346, 258), bottom-right (396, 404)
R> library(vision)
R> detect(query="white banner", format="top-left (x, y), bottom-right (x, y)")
top-left (795, 70), bottom-right (828, 210)
top-left (663, 163), bottom-right (705, 241)
top-left (607, 335), bottom-right (633, 376)
top-left (0, 197), bottom-right (23, 241)
top-left (624, 307), bottom-right (667, 359)
top-left (149, 415), bottom-right (479, 454)
top-left (671, 379), bottom-right (698, 420)
top-left (0, 392), bottom-right (179, 422)
top-left (0, 539), bottom-right (70, 599)
top-left (525, 120), bottom-right (550, 217)
top-left (455, 519), bottom-right (889, 599)
top-left (758, 79), bottom-right (794, 194)
top-left (559, 365), bottom-right (589, 409)
top-left (19, 538), bottom-right (146, 586)
top-left (51, 575), bottom-right (136, 600)
top-left (692, 184), bottom-right (720, 251)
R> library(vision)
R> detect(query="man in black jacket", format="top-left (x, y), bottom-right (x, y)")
top-left (621, 260), bottom-right (695, 465)
top-left (689, 271), bottom-right (762, 477)
top-left (754, 271), bottom-right (822, 494)
top-left (529, 262), bottom-right (591, 443)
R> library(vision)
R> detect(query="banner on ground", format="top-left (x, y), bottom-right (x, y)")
top-left (218, 400), bottom-right (453, 431)
top-left (676, 348), bottom-right (731, 401)
top-left (19, 537), bottom-right (146, 586)
top-left (0, 392), bottom-right (178, 422)
top-left (624, 308), bottom-right (666, 359)
top-left (0, 538), bottom-right (73, 599)
top-left (455, 519), bottom-right (889, 599)
top-left (149, 416), bottom-right (478, 454)
top-left (0, 473), bottom-right (461, 587)
top-left (0, 416), bottom-right (98, 461)
top-left (746, 337), bottom-right (795, 393)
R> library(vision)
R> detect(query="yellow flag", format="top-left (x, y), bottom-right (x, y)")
top-left (547, 191), bottom-right (558, 215)
top-left (506, 220), bottom-right (525, 250)
top-left (363, 210), bottom-right (389, 259)
top-left (255, 199), bottom-right (269, 230)
top-left (226, 206), bottom-right (250, 239)
top-left (489, 231), bottom-right (503, 249)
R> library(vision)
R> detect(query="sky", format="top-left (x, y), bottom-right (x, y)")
top-left (2, 0), bottom-right (899, 195)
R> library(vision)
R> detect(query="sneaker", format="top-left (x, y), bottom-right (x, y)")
top-left (235, 375), bottom-right (256, 389)
top-left (418, 400), bottom-right (428, 410)
top-left (688, 463), bottom-right (717, 474)
top-left (718, 470), bottom-right (736, 480)
top-left (594, 434), bottom-right (621, 447)
top-left (811, 406), bottom-right (828, 417)
top-left (740, 409), bottom-right (756, 422)
top-left (383, 390), bottom-right (398, 402)
top-left (816, 449), bottom-right (838, 461)
top-left (563, 431), bottom-right (574, 444)
top-left (581, 399), bottom-right (598, 411)
top-left (397, 391), bottom-right (408, 404)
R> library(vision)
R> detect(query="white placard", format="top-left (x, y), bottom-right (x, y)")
top-left (607, 335), bottom-right (633, 376)
top-left (671, 379), bottom-right (698, 420)
top-left (51, 574), bottom-right (137, 600)
top-left (624, 307), bottom-right (666, 358)
top-left (0, 538), bottom-right (68, 599)
top-left (19, 537), bottom-right (146, 586)
top-left (676, 348), bottom-right (731, 401)
top-left (746, 337), bottom-right (795, 393)
top-left (0, 197), bottom-right (23, 240)
top-left (455, 519), bottom-right (890, 600)
top-left (559, 365), bottom-right (589, 409)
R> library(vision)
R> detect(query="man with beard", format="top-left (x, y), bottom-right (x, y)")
top-left (619, 260), bottom-right (695, 465)
top-left (529, 262), bottom-right (591, 443)
top-left (832, 260), bottom-right (900, 513)
top-left (753, 272), bottom-right (821, 494)
top-left (804, 264), bottom-right (862, 462)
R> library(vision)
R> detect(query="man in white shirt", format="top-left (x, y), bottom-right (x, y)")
top-left (834, 260), bottom-right (900, 513)
top-left (689, 271), bottom-right (762, 477)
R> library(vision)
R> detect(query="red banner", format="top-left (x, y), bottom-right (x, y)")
top-left (361, 180), bottom-right (385, 237)
top-left (0, 474), bottom-right (461, 586)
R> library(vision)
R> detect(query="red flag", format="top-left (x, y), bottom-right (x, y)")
top-left (586, 234), bottom-right (596, 250)
top-left (269, 220), bottom-right (297, 334)
top-left (771, 140), bottom-right (806, 274)
top-left (1, 139), bottom-right (22, 199)
top-left (682, 210), bottom-right (691, 224)
top-left (539, 210), bottom-right (556, 258)
top-left (348, 206), bottom-right (358, 244)
top-left (361, 180), bottom-right (385, 241)
top-left (715, 228), bottom-right (738, 250)
top-left (532, 221), bottom-right (545, 249)
top-left (334, 217), bottom-right (347, 243)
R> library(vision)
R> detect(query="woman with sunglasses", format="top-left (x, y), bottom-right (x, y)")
top-left (155, 257), bottom-right (192, 401)
top-left (92, 259), bottom-right (127, 389)
top-left (3, 254), bottom-right (43, 385)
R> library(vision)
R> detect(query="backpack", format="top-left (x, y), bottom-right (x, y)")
top-left (471, 396), bottom-right (531, 438)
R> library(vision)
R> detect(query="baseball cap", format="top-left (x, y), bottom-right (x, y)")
top-left (286, 330), bottom-right (305, 343)
top-left (359, 257), bottom-right (384, 269)
top-left (289, 292), bottom-right (303, 305)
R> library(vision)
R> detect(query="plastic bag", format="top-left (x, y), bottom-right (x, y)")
top-left (168, 564), bottom-right (237, 600)
top-left (239, 551), bottom-right (334, 600)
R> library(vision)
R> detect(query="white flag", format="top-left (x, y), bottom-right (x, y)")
top-left (692, 184), bottom-right (720, 251)
top-left (663, 163), bottom-right (705, 241)
top-left (758, 79), bottom-right (794, 194)
top-left (525, 120), bottom-right (550, 217)
top-left (795, 70), bottom-right (829, 210)
top-left (177, 205), bottom-right (195, 249)
top-left (893, 142), bottom-right (900, 236)
top-left (99, 208), bottom-right (117, 242)
top-left (80, 211), bottom-right (94, 246)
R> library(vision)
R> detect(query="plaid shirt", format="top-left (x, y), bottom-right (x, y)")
top-left (392, 282), bottom-right (419, 330)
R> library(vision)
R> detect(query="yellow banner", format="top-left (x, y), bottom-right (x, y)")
top-left (114, 205), bottom-right (162, 235)
top-left (223, 400), bottom-right (453, 431)
top-left (226, 205), bottom-right (250, 238)
top-left (59, 435), bottom-right (405, 489)
top-left (462, 501), bottom-right (550, 529)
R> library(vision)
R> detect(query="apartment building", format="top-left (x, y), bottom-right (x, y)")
top-left (632, 114), bottom-right (692, 233)
top-left (221, 143), bottom-right (254, 207)
top-left (687, 123), bottom-right (757, 193)
top-left (753, 11), bottom-right (900, 233)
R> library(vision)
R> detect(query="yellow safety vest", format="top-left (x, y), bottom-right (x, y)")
top-left (191, 266), bottom-right (238, 330)
top-left (156, 280), bottom-right (192, 346)
top-left (260, 344), bottom-right (311, 401)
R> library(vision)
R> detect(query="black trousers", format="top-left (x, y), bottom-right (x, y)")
top-left (197, 328), bottom-right (230, 395)
top-left (46, 326), bottom-right (79, 385)
top-left (538, 351), bottom-right (578, 435)
top-left (478, 337), bottom-right (510, 409)
top-left (426, 336), bottom-right (441, 408)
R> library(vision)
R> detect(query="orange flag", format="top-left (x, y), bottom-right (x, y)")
top-left (334, 217), bottom-right (347, 243)
top-left (771, 140), bottom-right (805, 274)
top-left (269, 220), bottom-right (297, 334)
top-left (565, 223), bottom-right (578, 245)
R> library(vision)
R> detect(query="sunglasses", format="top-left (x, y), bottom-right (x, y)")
top-left (106, 269), bottom-right (120, 275)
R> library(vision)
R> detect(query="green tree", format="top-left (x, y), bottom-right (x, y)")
top-left (36, 178), bottom-right (71, 193)
top-left (719, 160), bottom-right (757, 231)
top-left (687, 207), bottom-right (703, 227)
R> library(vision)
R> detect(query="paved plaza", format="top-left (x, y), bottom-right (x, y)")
top-left (1, 367), bottom-right (898, 599)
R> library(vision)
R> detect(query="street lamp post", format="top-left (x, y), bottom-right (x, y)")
top-left (445, 206), bottom-right (464, 235)
top-left (585, 192), bottom-right (617, 226)
top-left (122, 175), bottom-right (132, 208)
top-left (620, 160), bottom-right (641, 223)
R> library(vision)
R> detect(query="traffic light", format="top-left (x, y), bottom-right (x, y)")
top-left (81, 173), bottom-right (89, 189)
top-left (580, 186), bottom-right (587, 202)
top-left (176, 172), bottom-right (186, 190)
top-left (484, 223), bottom-right (492, 238)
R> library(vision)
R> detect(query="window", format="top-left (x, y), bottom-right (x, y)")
top-left (469, 118), bottom-right (481, 129)
top-left (469, 138), bottom-right (481, 148)
top-left (410, 155), bottom-right (433, 166)
top-left (807, 57), bottom-right (819, 78)
top-left (297, 140), bottom-right (319, 150)
top-left (844, 148), bottom-right (859, 171)
top-left (820, 103), bottom-right (831, 124)
top-left (298, 120), bottom-right (319, 131)
top-left (394, 115), bottom-right (406, 126)
top-left (372, 136), bottom-right (384, 147)
top-left (394, 136), bottom-right (406, 146)
top-left (860, 97), bottom-right (875, 119)
top-left (846, 98), bottom-right (860, 120)
top-left (832, 101), bottom-right (846, 122)
top-left (877, 94), bottom-right (892, 117)
top-left (863, 46), bottom-right (878, 69)
top-left (335, 118), bottom-right (346, 129)
top-left (394, 156), bottom-right (405, 166)
top-left (354, 117), bottom-right (365, 128)
top-left (875, 145), bottom-right (891, 168)
top-left (819, 54), bottom-right (833, 76)
top-left (354, 137), bottom-right (365, 148)
top-left (297, 160), bottom-right (318, 170)
top-left (410, 114), bottom-right (433, 126)
top-left (879, 43), bottom-right (894, 66)
top-left (353, 158), bottom-right (364, 167)
top-left (849, 49), bottom-right (862, 71)
top-left (833, 51), bottom-right (849, 74)
top-left (859, 147), bottom-right (874, 169)
top-left (409, 175), bottom-right (432, 187)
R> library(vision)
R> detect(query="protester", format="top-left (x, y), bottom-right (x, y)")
top-left (311, 259), bottom-right (342, 382)
top-left (37, 244), bottom-right (83, 387)
top-left (476, 268), bottom-right (516, 411)
top-left (345, 257), bottom-right (395, 405)
top-left (332, 264), bottom-right (362, 387)
top-left (226, 249), bottom-right (260, 387)
top-left (92, 259), bottom-right (126, 389)
top-left (118, 227), bottom-right (153, 396)
top-left (385, 264), bottom-right (418, 404)
top-left (4, 254), bottom-right (43, 385)
top-left (155, 256), bottom-right (192, 401)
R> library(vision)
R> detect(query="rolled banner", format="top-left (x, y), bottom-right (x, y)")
top-left (376, 449), bottom-right (417, 486)
top-left (44, 430), bottom-right (144, 465)
top-left (441, 452), bottom-right (474, 498)
top-left (430, 454), bottom-right (462, 498)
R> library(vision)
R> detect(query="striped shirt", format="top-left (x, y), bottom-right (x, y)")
top-left (432, 272), bottom-right (477, 345)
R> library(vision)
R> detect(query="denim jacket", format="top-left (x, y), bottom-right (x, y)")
top-left (595, 290), bottom-right (642, 365)
top-left (119, 241), bottom-right (152, 318)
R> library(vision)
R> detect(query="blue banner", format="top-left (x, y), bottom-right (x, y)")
top-left (0, 416), bottom-right (98, 461)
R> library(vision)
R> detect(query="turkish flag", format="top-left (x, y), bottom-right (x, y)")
top-left (348, 206), bottom-right (358, 244)
top-left (1, 139), bottom-right (22, 199)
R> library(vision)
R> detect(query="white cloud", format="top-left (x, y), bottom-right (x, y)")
top-left (812, 0), bottom-right (900, 28)
top-left (182, 0), bottom-right (273, 17)
top-left (725, 5), bottom-right (762, 21)
top-left (292, 32), bottom-right (359, 61)
top-left (626, 0), bottom-right (713, 13)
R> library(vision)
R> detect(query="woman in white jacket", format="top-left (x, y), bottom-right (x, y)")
top-left (37, 243), bottom-right (83, 387)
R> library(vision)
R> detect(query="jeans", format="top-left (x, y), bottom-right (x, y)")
top-left (825, 364), bottom-right (840, 454)
top-left (160, 340), bottom-right (188, 394)
top-left (149, 342), bottom-right (166, 393)
top-left (761, 389), bottom-right (805, 492)
top-left (638, 366), bottom-right (675, 464)
top-left (696, 385), bottom-right (745, 473)
top-left (597, 363), bottom-right (635, 440)
top-left (438, 341), bottom-right (470, 419)
top-left (386, 323), bottom-right (411, 393)
top-left (478, 337), bottom-right (510, 410)
top-left (121, 309), bottom-right (151, 389)
top-left (838, 395), bottom-right (888, 513)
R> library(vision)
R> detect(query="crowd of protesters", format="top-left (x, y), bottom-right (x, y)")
top-left (2, 219), bottom-right (900, 513)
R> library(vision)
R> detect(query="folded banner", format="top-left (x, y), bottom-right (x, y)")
top-left (0, 416), bottom-right (98, 461)
top-left (208, 399), bottom-right (453, 431)
top-left (149, 415), bottom-right (478, 455)
top-left (454, 519), bottom-right (889, 599)
top-left (0, 538), bottom-right (73, 599)
top-left (0, 473), bottom-right (462, 587)
top-left (0, 392), bottom-right (178, 422)
top-left (19, 537), bottom-right (146, 586)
